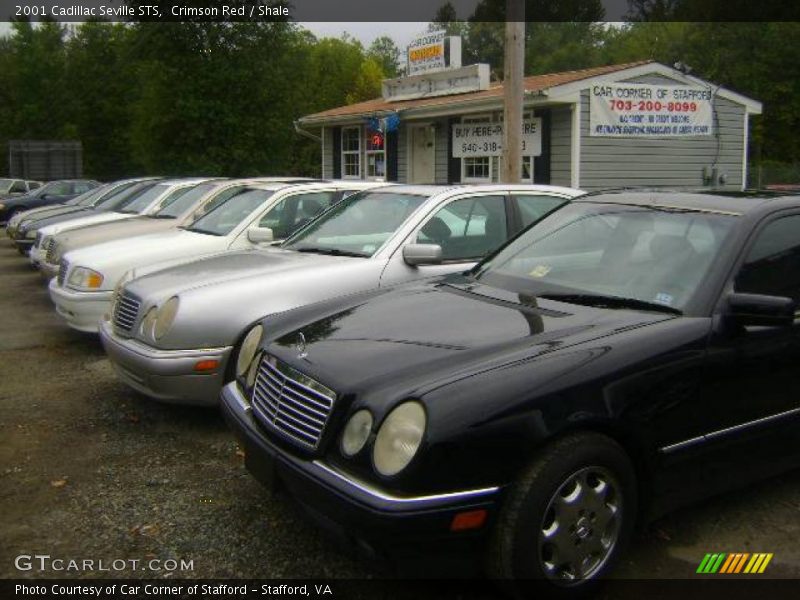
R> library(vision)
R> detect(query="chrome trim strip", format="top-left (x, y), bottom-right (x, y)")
top-left (660, 406), bottom-right (800, 454)
top-left (312, 460), bottom-right (500, 505)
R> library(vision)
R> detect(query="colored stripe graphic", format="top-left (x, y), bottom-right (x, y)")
top-left (698, 552), bottom-right (772, 574)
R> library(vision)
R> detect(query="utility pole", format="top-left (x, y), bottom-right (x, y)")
top-left (501, 0), bottom-right (525, 183)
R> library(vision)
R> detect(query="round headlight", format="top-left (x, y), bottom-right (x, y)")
top-left (153, 296), bottom-right (179, 340)
top-left (372, 402), bottom-right (426, 477)
top-left (340, 410), bottom-right (373, 457)
top-left (246, 352), bottom-right (262, 388)
top-left (140, 307), bottom-right (157, 337)
top-left (236, 324), bottom-right (264, 378)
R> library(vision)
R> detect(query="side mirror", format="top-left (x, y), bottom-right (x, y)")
top-left (247, 227), bottom-right (274, 244)
top-left (403, 243), bottom-right (443, 266)
top-left (726, 292), bottom-right (796, 327)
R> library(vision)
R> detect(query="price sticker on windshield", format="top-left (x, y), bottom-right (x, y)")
top-left (529, 265), bottom-right (552, 278)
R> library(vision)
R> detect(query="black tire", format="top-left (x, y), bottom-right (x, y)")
top-left (488, 432), bottom-right (637, 599)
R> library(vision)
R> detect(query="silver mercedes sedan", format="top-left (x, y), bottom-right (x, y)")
top-left (99, 184), bottom-right (583, 405)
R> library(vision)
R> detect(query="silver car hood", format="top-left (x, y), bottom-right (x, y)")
top-left (128, 248), bottom-right (360, 299)
top-left (125, 248), bottom-right (386, 350)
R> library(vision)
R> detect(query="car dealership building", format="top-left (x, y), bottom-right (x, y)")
top-left (297, 55), bottom-right (762, 191)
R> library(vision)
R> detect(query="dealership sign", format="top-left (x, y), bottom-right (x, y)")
top-left (407, 31), bottom-right (462, 75)
top-left (452, 119), bottom-right (542, 158)
top-left (590, 83), bottom-right (714, 137)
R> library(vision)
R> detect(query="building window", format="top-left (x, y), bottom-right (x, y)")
top-left (341, 127), bottom-right (361, 179)
top-left (365, 129), bottom-right (386, 179)
top-left (461, 115), bottom-right (493, 183)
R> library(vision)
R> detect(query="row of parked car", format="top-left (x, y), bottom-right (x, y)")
top-left (6, 175), bottom-right (800, 594)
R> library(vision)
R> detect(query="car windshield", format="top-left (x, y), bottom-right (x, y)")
top-left (118, 183), bottom-right (173, 214)
top-left (474, 202), bottom-right (738, 312)
top-left (94, 181), bottom-right (157, 211)
top-left (0, 179), bottom-right (13, 192)
top-left (66, 186), bottom-right (108, 206)
top-left (185, 188), bottom-right (274, 236)
top-left (283, 191), bottom-right (429, 258)
top-left (153, 182), bottom-right (218, 218)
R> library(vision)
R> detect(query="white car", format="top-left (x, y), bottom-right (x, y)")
top-left (38, 177), bottom-right (316, 279)
top-left (29, 179), bottom-right (211, 268)
top-left (49, 180), bottom-right (386, 332)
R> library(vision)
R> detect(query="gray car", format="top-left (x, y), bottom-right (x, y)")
top-left (99, 184), bottom-right (583, 406)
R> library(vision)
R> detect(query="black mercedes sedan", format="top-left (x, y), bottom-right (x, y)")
top-left (222, 190), bottom-right (800, 594)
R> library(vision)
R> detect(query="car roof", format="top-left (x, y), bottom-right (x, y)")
top-left (576, 189), bottom-right (800, 216)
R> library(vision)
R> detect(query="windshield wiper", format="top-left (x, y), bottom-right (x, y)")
top-left (539, 293), bottom-right (682, 315)
top-left (151, 214), bottom-right (177, 219)
top-left (294, 246), bottom-right (368, 258)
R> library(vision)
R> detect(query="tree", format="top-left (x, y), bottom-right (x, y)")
top-left (367, 36), bottom-right (400, 78)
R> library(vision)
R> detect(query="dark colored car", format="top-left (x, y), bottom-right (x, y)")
top-left (0, 179), bottom-right (99, 225)
top-left (222, 190), bottom-right (800, 594)
top-left (12, 179), bottom-right (164, 254)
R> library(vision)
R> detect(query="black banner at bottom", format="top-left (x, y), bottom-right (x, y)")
top-left (4, 579), bottom-right (800, 600)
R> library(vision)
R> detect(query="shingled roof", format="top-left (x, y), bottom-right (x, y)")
top-left (299, 60), bottom-right (655, 124)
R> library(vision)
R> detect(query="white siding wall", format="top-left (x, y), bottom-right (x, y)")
top-left (397, 124), bottom-right (408, 183)
top-left (550, 106), bottom-right (573, 187)
top-left (579, 74), bottom-right (745, 190)
top-left (321, 127), bottom-right (334, 179)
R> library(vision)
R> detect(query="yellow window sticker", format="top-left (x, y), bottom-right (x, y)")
top-left (529, 265), bottom-right (552, 278)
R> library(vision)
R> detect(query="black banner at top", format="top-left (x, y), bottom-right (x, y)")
top-left (0, 0), bottom-right (799, 23)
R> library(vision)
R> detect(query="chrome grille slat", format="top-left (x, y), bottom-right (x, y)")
top-left (45, 238), bottom-right (57, 262)
top-left (113, 292), bottom-right (141, 333)
top-left (250, 354), bottom-right (336, 450)
top-left (261, 359), bottom-right (334, 406)
top-left (252, 401), bottom-right (319, 444)
top-left (57, 260), bottom-right (69, 286)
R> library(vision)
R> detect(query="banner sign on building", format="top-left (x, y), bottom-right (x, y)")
top-left (452, 119), bottom-right (542, 158)
top-left (407, 31), bottom-right (446, 75)
top-left (406, 31), bottom-right (461, 76)
top-left (589, 83), bottom-right (714, 137)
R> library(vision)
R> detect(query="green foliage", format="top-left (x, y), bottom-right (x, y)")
top-left (367, 36), bottom-right (401, 78)
top-left (0, 21), bottom-right (388, 179)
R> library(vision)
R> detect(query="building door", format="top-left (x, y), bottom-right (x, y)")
top-left (410, 125), bottom-right (435, 183)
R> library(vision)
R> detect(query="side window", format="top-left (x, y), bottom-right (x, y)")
top-left (735, 215), bottom-right (800, 302)
top-left (416, 195), bottom-right (507, 261)
top-left (9, 181), bottom-right (27, 193)
top-left (197, 186), bottom-right (247, 219)
top-left (73, 182), bottom-right (93, 194)
top-left (48, 182), bottom-right (72, 195)
top-left (258, 192), bottom-right (337, 239)
top-left (514, 194), bottom-right (568, 230)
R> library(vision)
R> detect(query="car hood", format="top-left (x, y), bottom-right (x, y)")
top-left (34, 211), bottom-right (129, 234)
top-left (57, 216), bottom-right (175, 254)
top-left (19, 205), bottom-right (82, 223)
top-left (64, 229), bottom-right (227, 282)
top-left (268, 276), bottom-right (676, 394)
top-left (127, 248), bottom-right (364, 300)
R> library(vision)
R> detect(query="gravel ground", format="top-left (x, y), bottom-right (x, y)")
top-left (1, 238), bottom-right (799, 597)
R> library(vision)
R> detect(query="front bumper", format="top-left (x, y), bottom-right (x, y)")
top-left (99, 319), bottom-right (233, 406)
top-left (48, 279), bottom-right (112, 333)
top-left (40, 260), bottom-right (59, 279)
top-left (221, 382), bottom-right (500, 568)
top-left (28, 244), bottom-right (44, 269)
top-left (13, 238), bottom-right (34, 254)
